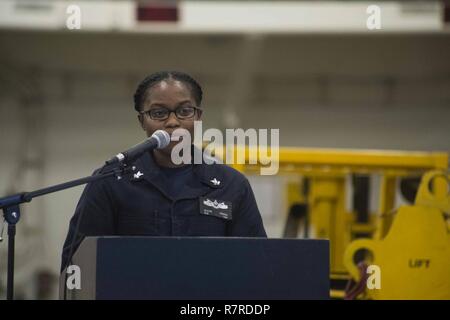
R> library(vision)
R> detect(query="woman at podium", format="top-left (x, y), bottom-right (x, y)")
top-left (61, 71), bottom-right (267, 271)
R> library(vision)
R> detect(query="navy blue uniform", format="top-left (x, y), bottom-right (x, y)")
top-left (61, 149), bottom-right (267, 271)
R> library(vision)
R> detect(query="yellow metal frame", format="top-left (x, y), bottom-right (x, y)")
top-left (343, 171), bottom-right (450, 299)
top-left (227, 147), bottom-right (447, 173)
top-left (220, 147), bottom-right (448, 297)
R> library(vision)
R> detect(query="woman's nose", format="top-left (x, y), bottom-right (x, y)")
top-left (165, 111), bottom-right (180, 127)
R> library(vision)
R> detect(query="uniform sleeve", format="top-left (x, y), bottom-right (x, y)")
top-left (60, 173), bottom-right (117, 272)
top-left (229, 178), bottom-right (267, 237)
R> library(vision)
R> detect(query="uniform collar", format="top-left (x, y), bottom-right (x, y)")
top-left (130, 145), bottom-right (225, 200)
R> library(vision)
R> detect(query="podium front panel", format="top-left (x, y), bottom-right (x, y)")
top-left (63, 237), bottom-right (329, 300)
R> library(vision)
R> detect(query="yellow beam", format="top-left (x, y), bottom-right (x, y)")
top-left (276, 148), bottom-right (447, 169)
top-left (227, 147), bottom-right (448, 174)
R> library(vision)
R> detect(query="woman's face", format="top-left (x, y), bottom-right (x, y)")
top-left (138, 79), bottom-right (201, 156)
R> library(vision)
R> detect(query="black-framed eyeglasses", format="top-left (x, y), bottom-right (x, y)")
top-left (140, 106), bottom-right (202, 121)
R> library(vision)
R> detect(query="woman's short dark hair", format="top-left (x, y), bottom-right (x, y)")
top-left (133, 71), bottom-right (203, 112)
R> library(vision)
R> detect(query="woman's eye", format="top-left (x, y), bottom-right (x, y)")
top-left (152, 110), bottom-right (167, 117)
top-left (179, 107), bottom-right (192, 115)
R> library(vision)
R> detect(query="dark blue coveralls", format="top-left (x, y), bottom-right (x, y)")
top-left (61, 149), bottom-right (267, 271)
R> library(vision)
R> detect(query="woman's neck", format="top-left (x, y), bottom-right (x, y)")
top-left (152, 150), bottom-right (185, 168)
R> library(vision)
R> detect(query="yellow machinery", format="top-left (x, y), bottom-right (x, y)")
top-left (223, 147), bottom-right (449, 299)
top-left (344, 170), bottom-right (450, 299)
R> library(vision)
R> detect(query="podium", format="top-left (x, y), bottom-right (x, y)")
top-left (60, 237), bottom-right (329, 300)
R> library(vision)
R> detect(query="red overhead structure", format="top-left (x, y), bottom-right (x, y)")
top-left (137, 0), bottom-right (179, 22)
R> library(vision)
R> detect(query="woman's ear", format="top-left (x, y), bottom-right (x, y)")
top-left (138, 114), bottom-right (145, 130)
top-left (196, 109), bottom-right (203, 120)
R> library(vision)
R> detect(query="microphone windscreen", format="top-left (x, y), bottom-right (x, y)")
top-left (153, 130), bottom-right (170, 149)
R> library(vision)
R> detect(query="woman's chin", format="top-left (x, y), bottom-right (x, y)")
top-left (158, 141), bottom-right (179, 155)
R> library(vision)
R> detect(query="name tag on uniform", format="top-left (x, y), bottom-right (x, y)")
top-left (199, 197), bottom-right (232, 220)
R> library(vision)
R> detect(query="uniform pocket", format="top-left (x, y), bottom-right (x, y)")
top-left (187, 215), bottom-right (228, 236)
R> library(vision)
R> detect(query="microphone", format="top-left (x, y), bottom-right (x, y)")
top-left (105, 130), bottom-right (170, 165)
